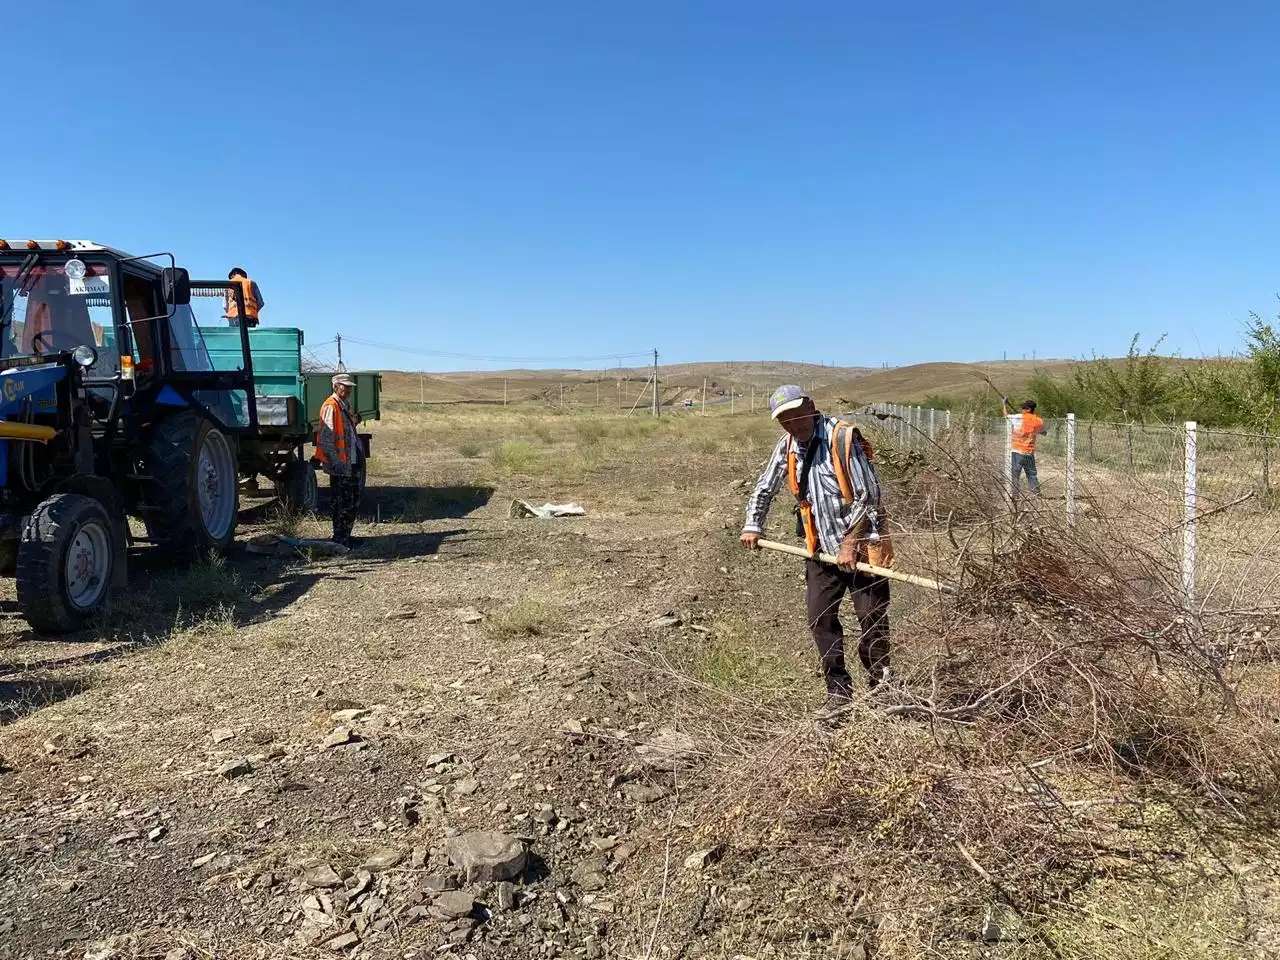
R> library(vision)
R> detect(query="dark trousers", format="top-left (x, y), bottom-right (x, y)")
top-left (1011, 452), bottom-right (1040, 495)
top-left (330, 474), bottom-right (360, 542)
top-left (805, 559), bottom-right (891, 695)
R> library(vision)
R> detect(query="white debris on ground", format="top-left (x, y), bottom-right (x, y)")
top-left (509, 500), bottom-right (587, 519)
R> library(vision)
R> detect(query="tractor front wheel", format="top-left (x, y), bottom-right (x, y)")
top-left (17, 494), bottom-right (119, 633)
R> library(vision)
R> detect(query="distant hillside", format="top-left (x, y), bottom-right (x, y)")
top-left (811, 360), bottom-right (1079, 406)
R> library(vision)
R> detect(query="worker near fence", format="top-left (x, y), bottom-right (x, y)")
top-left (740, 385), bottom-right (894, 719)
top-left (316, 373), bottom-right (363, 547)
top-left (224, 267), bottom-right (264, 327)
top-left (1003, 397), bottom-right (1047, 496)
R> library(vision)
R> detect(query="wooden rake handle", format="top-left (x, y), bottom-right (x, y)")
top-left (754, 538), bottom-right (956, 595)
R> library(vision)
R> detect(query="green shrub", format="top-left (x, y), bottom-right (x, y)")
top-left (458, 442), bottom-right (482, 458)
top-left (491, 440), bottom-right (540, 473)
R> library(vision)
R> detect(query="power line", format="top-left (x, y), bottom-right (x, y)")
top-left (338, 335), bottom-right (651, 365)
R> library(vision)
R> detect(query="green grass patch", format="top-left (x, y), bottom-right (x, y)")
top-left (575, 420), bottom-right (608, 446)
top-left (485, 599), bottom-right (560, 640)
top-left (691, 625), bottom-right (807, 704)
top-left (491, 440), bottom-right (541, 473)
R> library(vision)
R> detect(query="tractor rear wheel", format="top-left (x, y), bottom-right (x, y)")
top-left (275, 458), bottom-right (319, 515)
top-left (17, 494), bottom-right (118, 633)
top-left (144, 412), bottom-right (239, 555)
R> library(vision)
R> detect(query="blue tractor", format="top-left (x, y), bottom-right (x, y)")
top-left (0, 240), bottom-right (262, 632)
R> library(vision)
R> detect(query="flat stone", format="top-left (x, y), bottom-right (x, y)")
top-left (572, 856), bottom-right (610, 891)
top-left (330, 709), bottom-right (369, 723)
top-left (621, 782), bottom-right (671, 804)
top-left (148, 826), bottom-right (167, 842)
top-left (383, 608), bottom-right (417, 620)
top-left (457, 607), bottom-right (485, 624)
top-left (322, 727), bottom-right (360, 749)
top-left (452, 777), bottom-right (479, 796)
top-left (348, 870), bottom-right (373, 896)
top-left (422, 875), bottom-right (456, 892)
top-left (636, 728), bottom-right (696, 772)
top-left (683, 847), bottom-right (721, 871)
top-left (210, 728), bottom-right (235, 744)
top-left (302, 865), bottom-right (345, 889)
top-left (190, 852), bottom-right (218, 869)
top-left (446, 831), bottom-right (528, 883)
top-left (432, 890), bottom-right (476, 919)
top-left (108, 831), bottom-right (141, 845)
top-left (323, 931), bottom-right (361, 952)
top-left (648, 613), bottom-right (682, 629)
top-left (363, 848), bottom-right (404, 873)
top-left (496, 881), bottom-right (517, 912)
top-left (590, 836), bottom-right (619, 853)
top-left (424, 751), bottom-right (454, 767)
top-left (217, 757), bottom-right (253, 779)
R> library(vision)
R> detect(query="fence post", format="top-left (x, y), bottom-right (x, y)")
top-left (1066, 414), bottom-right (1076, 526)
top-left (1183, 421), bottom-right (1197, 609)
top-left (929, 407), bottom-right (936, 442)
top-left (967, 412), bottom-right (975, 460)
top-left (1004, 415), bottom-right (1014, 496)
top-left (945, 409), bottom-right (952, 433)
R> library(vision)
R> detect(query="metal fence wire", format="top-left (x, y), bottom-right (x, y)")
top-left (851, 403), bottom-right (1279, 609)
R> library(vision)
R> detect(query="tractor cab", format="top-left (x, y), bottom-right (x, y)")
top-left (0, 240), bottom-right (261, 632)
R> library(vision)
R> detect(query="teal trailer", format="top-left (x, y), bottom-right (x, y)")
top-left (201, 327), bottom-right (381, 512)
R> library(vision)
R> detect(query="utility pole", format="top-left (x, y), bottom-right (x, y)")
top-left (750, 384), bottom-right (755, 413)
top-left (503, 379), bottom-right (508, 406)
top-left (596, 381), bottom-right (600, 406)
top-left (560, 383), bottom-right (564, 408)
top-left (702, 377), bottom-right (707, 414)
top-left (652, 349), bottom-right (659, 418)
top-left (336, 333), bottom-right (344, 371)
top-left (419, 373), bottom-right (424, 406)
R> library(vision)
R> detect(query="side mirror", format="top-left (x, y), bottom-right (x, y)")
top-left (162, 267), bottom-right (191, 306)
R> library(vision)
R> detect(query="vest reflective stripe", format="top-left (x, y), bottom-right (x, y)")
top-left (226, 278), bottom-right (259, 320)
top-left (786, 444), bottom-right (819, 555)
top-left (315, 395), bottom-right (350, 466)
top-left (1011, 413), bottom-right (1043, 454)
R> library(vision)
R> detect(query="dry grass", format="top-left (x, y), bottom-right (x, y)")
top-left (1, 400), bottom-right (1277, 959)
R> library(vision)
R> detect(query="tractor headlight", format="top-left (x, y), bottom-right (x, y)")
top-left (72, 345), bottom-right (98, 368)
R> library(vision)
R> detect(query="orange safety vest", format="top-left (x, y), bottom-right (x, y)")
top-left (315, 394), bottom-right (351, 467)
top-left (225, 277), bottom-right (260, 322)
top-left (786, 421), bottom-right (876, 556)
top-left (1010, 412), bottom-right (1044, 455)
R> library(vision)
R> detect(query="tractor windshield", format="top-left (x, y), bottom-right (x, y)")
top-left (0, 260), bottom-right (117, 377)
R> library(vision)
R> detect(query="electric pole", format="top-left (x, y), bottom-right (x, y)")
top-left (652, 349), bottom-right (659, 418)
top-left (336, 333), bottom-right (344, 371)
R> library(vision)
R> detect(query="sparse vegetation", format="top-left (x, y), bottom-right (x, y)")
top-left (490, 439), bottom-right (541, 473)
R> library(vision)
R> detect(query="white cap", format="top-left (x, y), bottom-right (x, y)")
top-left (332, 373), bottom-right (356, 388)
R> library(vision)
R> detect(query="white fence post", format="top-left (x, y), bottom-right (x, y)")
top-left (945, 409), bottom-right (952, 433)
top-left (1183, 421), bottom-right (1197, 609)
top-left (929, 407), bottom-right (936, 442)
top-left (1066, 414), bottom-right (1076, 526)
top-left (1004, 415), bottom-right (1014, 496)
top-left (967, 412), bottom-right (975, 460)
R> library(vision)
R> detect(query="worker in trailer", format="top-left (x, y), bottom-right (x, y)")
top-left (315, 373), bottom-right (363, 548)
top-left (224, 267), bottom-right (264, 327)
top-left (740, 385), bottom-right (894, 721)
top-left (1003, 397), bottom-right (1047, 497)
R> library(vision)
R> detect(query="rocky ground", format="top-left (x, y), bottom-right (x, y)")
top-left (1, 405), bottom-right (1277, 960)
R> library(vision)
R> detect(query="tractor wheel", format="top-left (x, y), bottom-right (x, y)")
top-left (145, 412), bottom-right (239, 555)
top-left (17, 494), bottom-right (118, 634)
top-left (275, 458), bottom-right (319, 516)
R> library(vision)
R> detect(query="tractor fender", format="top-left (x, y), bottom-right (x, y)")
top-left (51, 475), bottom-right (129, 591)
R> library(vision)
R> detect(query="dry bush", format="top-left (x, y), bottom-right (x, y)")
top-left (634, 421), bottom-right (1280, 953)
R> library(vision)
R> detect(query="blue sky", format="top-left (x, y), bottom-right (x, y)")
top-left (7, 1), bottom-right (1280, 371)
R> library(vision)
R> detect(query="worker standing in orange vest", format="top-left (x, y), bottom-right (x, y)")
top-left (315, 373), bottom-right (363, 547)
top-left (224, 267), bottom-right (264, 327)
top-left (1004, 397), bottom-right (1047, 496)
top-left (740, 385), bottom-right (894, 722)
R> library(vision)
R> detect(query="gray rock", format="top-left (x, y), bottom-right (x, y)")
top-left (190, 851), bottom-right (218, 869)
top-left (590, 836), bottom-right (619, 853)
top-left (217, 757), bottom-right (253, 779)
top-left (682, 846), bottom-right (722, 871)
top-left (648, 613), bottom-right (682, 629)
top-left (446, 831), bottom-right (528, 883)
top-left (457, 607), bottom-right (485, 624)
top-left (302, 865), bottom-right (345, 889)
top-left (533, 804), bottom-right (557, 824)
top-left (572, 856), bottom-right (610, 891)
top-left (982, 903), bottom-right (1026, 942)
top-left (108, 830), bottom-right (141, 845)
top-left (322, 727), bottom-right (360, 749)
top-left (622, 782), bottom-right (671, 804)
top-left (330, 708), bottom-right (369, 723)
top-left (323, 931), bottom-right (361, 952)
top-left (636, 728), bottom-right (696, 772)
top-left (422, 875), bottom-right (456, 892)
top-left (432, 891), bottom-right (476, 919)
top-left (210, 728), bottom-right (235, 744)
top-left (452, 777), bottom-right (479, 796)
top-left (424, 751), bottom-right (455, 767)
top-left (496, 881), bottom-right (517, 912)
top-left (363, 848), bottom-right (404, 873)
top-left (148, 826), bottom-right (167, 842)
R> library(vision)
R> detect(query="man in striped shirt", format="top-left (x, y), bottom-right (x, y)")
top-left (741, 385), bottom-right (892, 718)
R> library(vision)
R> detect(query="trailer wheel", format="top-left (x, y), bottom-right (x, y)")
top-left (145, 412), bottom-right (239, 555)
top-left (276, 458), bottom-right (319, 515)
top-left (17, 494), bottom-right (118, 634)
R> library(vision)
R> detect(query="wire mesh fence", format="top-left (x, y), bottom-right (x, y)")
top-left (849, 403), bottom-right (1279, 610)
